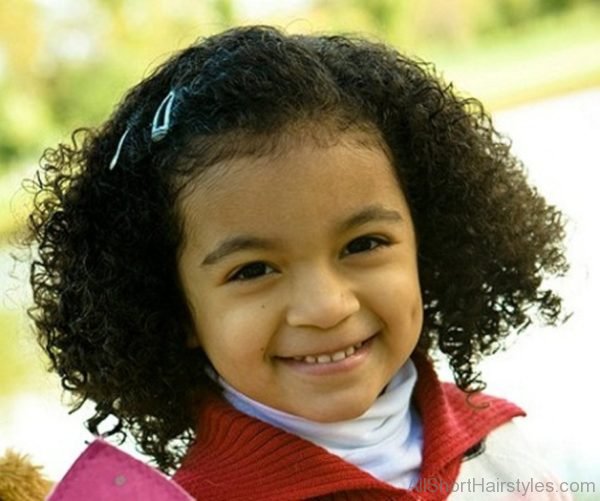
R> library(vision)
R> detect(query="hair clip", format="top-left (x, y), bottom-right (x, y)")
top-left (151, 90), bottom-right (177, 142)
top-left (108, 127), bottom-right (131, 171)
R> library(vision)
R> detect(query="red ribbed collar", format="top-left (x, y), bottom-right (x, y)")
top-left (174, 354), bottom-right (524, 500)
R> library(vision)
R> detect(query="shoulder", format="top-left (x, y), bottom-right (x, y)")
top-left (450, 418), bottom-right (573, 500)
top-left (471, 418), bottom-right (562, 474)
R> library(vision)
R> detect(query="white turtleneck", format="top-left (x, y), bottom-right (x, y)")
top-left (219, 360), bottom-right (423, 489)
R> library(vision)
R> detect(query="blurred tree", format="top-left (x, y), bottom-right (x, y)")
top-left (537, 0), bottom-right (578, 15)
top-left (495, 0), bottom-right (538, 27)
top-left (354, 0), bottom-right (400, 36)
top-left (0, 0), bottom-right (237, 174)
top-left (0, 0), bottom-right (48, 168)
top-left (411, 0), bottom-right (474, 46)
top-left (0, 0), bottom-right (42, 76)
top-left (211, 0), bottom-right (237, 25)
top-left (313, 0), bottom-right (406, 40)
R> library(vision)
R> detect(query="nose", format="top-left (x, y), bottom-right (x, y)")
top-left (285, 266), bottom-right (360, 329)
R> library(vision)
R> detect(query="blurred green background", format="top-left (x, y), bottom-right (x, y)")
top-left (1, 0), bottom-right (599, 495)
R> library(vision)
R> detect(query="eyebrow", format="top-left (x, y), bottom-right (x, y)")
top-left (202, 236), bottom-right (278, 266)
top-left (337, 205), bottom-right (404, 233)
top-left (201, 204), bottom-right (403, 266)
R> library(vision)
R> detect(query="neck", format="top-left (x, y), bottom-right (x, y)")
top-left (220, 359), bottom-right (423, 488)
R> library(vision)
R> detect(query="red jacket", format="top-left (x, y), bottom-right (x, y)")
top-left (173, 354), bottom-right (523, 500)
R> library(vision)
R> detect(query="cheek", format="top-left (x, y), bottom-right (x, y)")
top-left (411, 299), bottom-right (424, 337)
top-left (409, 280), bottom-right (424, 320)
top-left (407, 286), bottom-right (424, 336)
top-left (194, 296), bottom-right (276, 358)
top-left (381, 272), bottom-right (423, 330)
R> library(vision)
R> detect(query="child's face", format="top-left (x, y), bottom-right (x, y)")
top-left (177, 132), bottom-right (423, 422)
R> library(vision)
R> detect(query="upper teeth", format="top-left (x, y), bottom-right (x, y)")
top-left (293, 341), bottom-right (364, 364)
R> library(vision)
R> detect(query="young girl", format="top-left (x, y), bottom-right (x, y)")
top-left (28, 26), bottom-right (571, 500)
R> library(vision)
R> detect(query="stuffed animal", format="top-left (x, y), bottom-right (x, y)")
top-left (0, 449), bottom-right (53, 501)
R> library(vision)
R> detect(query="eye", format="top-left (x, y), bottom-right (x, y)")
top-left (228, 262), bottom-right (275, 282)
top-left (343, 236), bottom-right (390, 256)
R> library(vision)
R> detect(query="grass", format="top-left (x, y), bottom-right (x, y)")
top-left (421, 3), bottom-right (600, 110)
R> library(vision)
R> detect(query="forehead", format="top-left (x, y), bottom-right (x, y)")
top-left (177, 131), bottom-right (411, 244)
top-left (176, 122), bottom-right (390, 184)
top-left (179, 127), bottom-right (395, 195)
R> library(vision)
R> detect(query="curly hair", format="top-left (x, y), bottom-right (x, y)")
top-left (26, 25), bottom-right (568, 472)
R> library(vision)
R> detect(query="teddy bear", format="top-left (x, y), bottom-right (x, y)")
top-left (0, 449), bottom-right (53, 501)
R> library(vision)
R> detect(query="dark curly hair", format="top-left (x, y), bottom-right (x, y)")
top-left (26, 25), bottom-right (568, 472)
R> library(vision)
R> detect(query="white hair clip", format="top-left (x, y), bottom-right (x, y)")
top-left (108, 127), bottom-right (131, 171)
top-left (108, 89), bottom-right (177, 170)
top-left (151, 90), bottom-right (177, 142)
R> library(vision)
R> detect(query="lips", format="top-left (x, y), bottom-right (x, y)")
top-left (289, 340), bottom-right (365, 364)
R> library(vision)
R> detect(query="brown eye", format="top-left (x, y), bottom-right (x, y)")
top-left (343, 236), bottom-right (390, 256)
top-left (229, 262), bottom-right (274, 282)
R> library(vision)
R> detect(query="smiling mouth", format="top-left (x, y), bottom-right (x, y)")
top-left (287, 338), bottom-right (371, 365)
